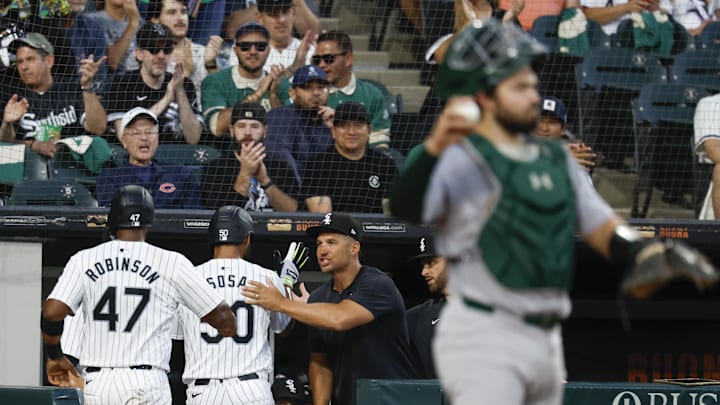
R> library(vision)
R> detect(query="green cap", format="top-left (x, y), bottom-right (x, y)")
top-left (436, 19), bottom-right (546, 99)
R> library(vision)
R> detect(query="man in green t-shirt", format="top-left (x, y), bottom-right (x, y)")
top-left (201, 22), bottom-right (285, 138)
top-left (311, 31), bottom-right (392, 148)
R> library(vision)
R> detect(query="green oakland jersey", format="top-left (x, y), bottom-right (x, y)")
top-left (201, 67), bottom-right (271, 123)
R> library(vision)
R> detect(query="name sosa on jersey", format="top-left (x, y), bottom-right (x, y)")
top-left (84, 257), bottom-right (159, 284)
top-left (205, 274), bottom-right (248, 289)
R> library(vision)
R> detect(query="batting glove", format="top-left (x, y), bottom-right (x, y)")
top-left (274, 241), bottom-right (310, 288)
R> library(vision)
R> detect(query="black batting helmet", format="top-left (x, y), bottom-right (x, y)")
top-left (108, 185), bottom-right (155, 235)
top-left (208, 205), bottom-right (254, 247)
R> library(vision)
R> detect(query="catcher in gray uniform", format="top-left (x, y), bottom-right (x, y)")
top-left (389, 19), bottom-right (719, 405)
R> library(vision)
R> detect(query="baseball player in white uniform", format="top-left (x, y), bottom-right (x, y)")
top-left (41, 184), bottom-right (237, 405)
top-left (173, 205), bottom-right (307, 405)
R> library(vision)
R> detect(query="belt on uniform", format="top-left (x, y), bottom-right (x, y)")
top-left (462, 297), bottom-right (562, 330)
top-left (86, 364), bottom-right (152, 373)
top-left (194, 373), bottom-right (259, 386)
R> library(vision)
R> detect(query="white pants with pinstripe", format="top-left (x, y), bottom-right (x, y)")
top-left (83, 368), bottom-right (171, 405)
top-left (185, 378), bottom-right (274, 405)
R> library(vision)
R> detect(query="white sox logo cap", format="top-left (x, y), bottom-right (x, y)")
top-left (307, 212), bottom-right (362, 241)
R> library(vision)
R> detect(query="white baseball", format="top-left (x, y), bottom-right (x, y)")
top-left (448, 98), bottom-right (481, 122)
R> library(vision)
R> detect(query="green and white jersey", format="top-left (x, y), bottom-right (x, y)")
top-left (201, 68), bottom-right (271, 134)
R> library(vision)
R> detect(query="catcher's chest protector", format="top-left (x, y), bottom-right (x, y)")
top-left (472, 136), bottom-right (577, 289)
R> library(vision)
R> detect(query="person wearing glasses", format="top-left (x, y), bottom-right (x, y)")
top-left (202, 22), bottom-right (286, 138)
top-left (95, 107), bottom-right (204, 208)
top-left (313, 31), bottom-right (393, 149)
top-left (103, 23), bottom-right (204, 144)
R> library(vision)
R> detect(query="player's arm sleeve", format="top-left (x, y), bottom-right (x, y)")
top-left (60, 306), bottom-right (85, 360)
top-left (694, 96), bottom-right (720, 162)
top-left (388, 143), bottom-right (439, 223)
top-left (170, 307), bottom-right (185, 340)
top-left (47, 254), bottom-right (85, 314)
top-left (269, 272), bottom-right (292, 333)
top-left (172, 256), bottom-right (224, 318)
top-left (567, 151), bottom-right (615, 237)
top-left (345, 272), bottom-right (398, 319)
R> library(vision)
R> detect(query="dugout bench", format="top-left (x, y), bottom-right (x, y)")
top-left (0, 386), bottom-right (82, 404)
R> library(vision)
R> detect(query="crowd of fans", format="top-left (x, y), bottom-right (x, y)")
top-left (0, 0), bottom-right (719, 216)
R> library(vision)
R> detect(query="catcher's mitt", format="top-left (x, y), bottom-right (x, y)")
top-left (621, 239), bottom-right (720, 299)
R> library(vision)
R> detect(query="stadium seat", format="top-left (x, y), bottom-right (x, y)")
top-left (669, 49), bottom-right (720, 93)
top-left (0, 385), bottom-right (83, 405)
top-left (359, 78), bottom-right (403, 115)
top-left (575, 48), bottom-right (666, 165)
top-left (151, 144), bottom-right (221, 166)
top-left (110, 143), bottom-right (128, 166)
top-left (697, 21), bottom-right (720, 50)
top-left (529, 15), bottom-right (559, 53)
top-left (587, 19), bottom-right (613, 49)
top-left (8, 179), bottom-right (98, 207)
top-left (631, 83), bottom-right (709, 217)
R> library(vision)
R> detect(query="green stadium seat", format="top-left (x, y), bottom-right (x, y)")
top-left (669, 49), bottom-right (720, 93)
top-left (8, 179), bottom-right (98, 207)
top-left (631, 83), bottom-right (709, 217)
top-left (152, 144), bottom-right (221, 166)
top-left (0, 385), bottom-right (83, 404)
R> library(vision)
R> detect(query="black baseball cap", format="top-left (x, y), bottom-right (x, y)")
top-left (407, 234), bottom-right (437, 262)
top-left (333, 102), bottom-right (370, 125)
top-left (234, 22), bottom-right (270, 40)
top-left (231, 102), bottom-right (267, 125)
top-left (540, 95), bottom-right (568, 124)
top-left (307, 212), bottom-right (362, 241)
top-left (257, 0), bottom-right (292, 13)
top-left (136, 23), bottom-right (173, 50)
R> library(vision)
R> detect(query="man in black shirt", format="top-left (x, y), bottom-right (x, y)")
top-left (241, 212), bottom-right (417, 405)
top-left (0, 32), bottom-right (107, 157)
top-left (302, 102), bottom-right (397, 213)
top-left (104, 22), bottom-right (203, 144)
top-left (405, 234), bottom-right (449, 379)
top-left (202, 101), bottom-right (299, 211)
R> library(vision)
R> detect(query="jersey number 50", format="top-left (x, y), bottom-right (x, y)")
top-left (202, 300), bottom-right (254, 344)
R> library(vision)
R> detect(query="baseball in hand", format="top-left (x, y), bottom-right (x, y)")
top-left (447, 97), bottom-right (481, 122)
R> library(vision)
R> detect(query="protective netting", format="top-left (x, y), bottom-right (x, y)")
top-left (0, 0), bottom-right (718, 220)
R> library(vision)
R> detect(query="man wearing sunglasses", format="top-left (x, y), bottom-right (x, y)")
top-left (313, 31), bottom-right (392, 149)
top-left (104, 22), bottom-right (204, 144)
top-left (202, 22), bottom-right (286, 138)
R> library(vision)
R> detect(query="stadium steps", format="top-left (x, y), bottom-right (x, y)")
top-left (592, 169), bottom-right (695, 219)
top-left (320, 4), bottom-right (429, 112)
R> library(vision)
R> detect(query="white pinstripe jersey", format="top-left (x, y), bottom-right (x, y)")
top-left (48, 240), bottom-right (224, 372)
top-left (172, 258), bottom-right (291, 383)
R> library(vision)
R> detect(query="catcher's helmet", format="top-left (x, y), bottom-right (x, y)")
top-left (436, 18), bottom-right (547, 98)
top-left (108, 185), bottom-right (155, 235)
top-left (208, 205), bottom-right (254, 247)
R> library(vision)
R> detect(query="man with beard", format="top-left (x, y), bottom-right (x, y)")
top-left (264, 65), bottom-right (333, 185)
top-left (388, 19), bottom-right (714, 405)
top-left (202, 22), bottom-right (285, 138)
top-left (404, 234), bottom-right (448, 379)
top-left (147, 0), bottom-right (224, 102)
top-left (202, 102), bottom-right (299, 211)
top-left (104, 22), bottom-right (203, 144)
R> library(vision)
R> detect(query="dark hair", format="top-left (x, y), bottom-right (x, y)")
top-left (317, 30), bottom-right (353, 54)
top-left (146, 0), bottom-right (189, 20)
